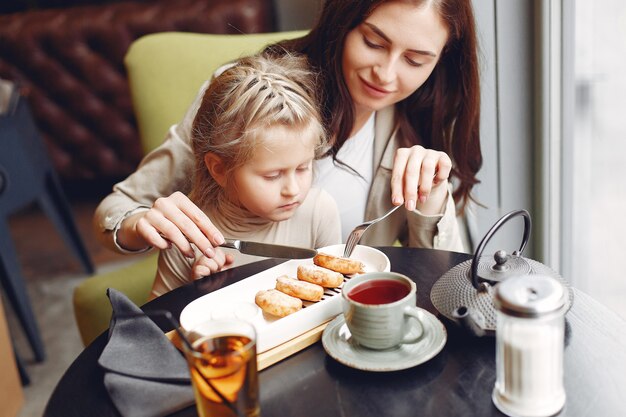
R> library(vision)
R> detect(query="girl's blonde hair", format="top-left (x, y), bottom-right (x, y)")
top-left (190, 53), bottom-right (326, 209)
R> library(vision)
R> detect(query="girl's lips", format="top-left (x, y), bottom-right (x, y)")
top-left (359, 77), bottom-right (392, 98)
top-left (280, 202), bottom-right (300, 210)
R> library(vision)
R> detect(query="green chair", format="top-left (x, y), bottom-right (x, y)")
top-left (73, 254), bottom-right (158, 346)
top-left (72, 30), bottom-right (306, 347)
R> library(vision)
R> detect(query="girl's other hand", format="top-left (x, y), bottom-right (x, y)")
top-left (191, 251), bottom-right (235, 279)
top-left (391, 145), bottom-right (452, 214)
top-left (117, 191), bottom-right (225, 258)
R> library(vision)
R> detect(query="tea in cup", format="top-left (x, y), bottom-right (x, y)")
top-left (341, 272), bottom-right (425, 350)
top-left (182, 319), bottom-right (260, 417)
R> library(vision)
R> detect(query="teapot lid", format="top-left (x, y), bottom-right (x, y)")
top-left (495, 275), bottom-right (568, 318)
top-left (475, 250), bottom-right (532, 284)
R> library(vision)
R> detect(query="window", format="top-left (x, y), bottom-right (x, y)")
top-left (560, 0), bottom-right (626, 319)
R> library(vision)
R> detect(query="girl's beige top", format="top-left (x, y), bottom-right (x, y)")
top-left (151, 188), bottom-right (341, 298)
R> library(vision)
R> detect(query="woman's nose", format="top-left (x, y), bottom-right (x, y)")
top-left (373, 59), bottom-right (396, 84)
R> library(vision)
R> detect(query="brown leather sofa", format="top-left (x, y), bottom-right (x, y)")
top-left (0, 0), bottom-right (276, 192)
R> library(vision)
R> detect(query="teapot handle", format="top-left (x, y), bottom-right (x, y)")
top-left (470, 209), bottom-right (531, 289)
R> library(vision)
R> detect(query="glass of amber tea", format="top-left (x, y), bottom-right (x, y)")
top-left (182, 319), bottom-right (260, 417)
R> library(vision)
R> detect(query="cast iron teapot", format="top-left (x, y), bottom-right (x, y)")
top-left (430, 209), bottom-right (573, 337)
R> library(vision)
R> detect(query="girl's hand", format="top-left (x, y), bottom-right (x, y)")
top-left (391, 145), bottom-right (452, 214)
top-left (116, 191), bottom-right (225, 258)
top-left (191, 251), bottom-right (235, 280)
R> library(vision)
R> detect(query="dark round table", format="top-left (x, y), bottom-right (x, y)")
top-left (44, 247), bottom-right (626, 417)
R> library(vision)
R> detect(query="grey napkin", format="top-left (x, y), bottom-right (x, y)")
top-left (98, 288), bottom-right (195, 417)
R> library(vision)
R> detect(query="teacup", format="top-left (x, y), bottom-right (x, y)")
top-left (341, 272), bottom-right (425, 350)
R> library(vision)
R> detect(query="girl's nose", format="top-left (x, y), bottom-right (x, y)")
top-left (281, 173), bottom-right (299, 196)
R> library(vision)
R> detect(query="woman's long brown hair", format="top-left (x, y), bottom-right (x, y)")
top-left (267, 0), bottom-right (482, 213)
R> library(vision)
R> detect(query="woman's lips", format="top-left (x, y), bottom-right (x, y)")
top-left (359, 77), bottom-right (392, 98)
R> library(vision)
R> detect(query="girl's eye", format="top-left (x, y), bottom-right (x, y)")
top-left (263, 173), bottom-right (281, 181)
top-left (297, 165), bottom-right (311, 172)
top-left (363, 36), bottom-right (383, 49)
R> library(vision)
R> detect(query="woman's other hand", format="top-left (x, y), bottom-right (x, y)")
top-left (116, 191), bottom-right (225, 258)
top-left (191, 251), bottom-right (235, 279)
top-left (391, 145), bottom-right (452, 214)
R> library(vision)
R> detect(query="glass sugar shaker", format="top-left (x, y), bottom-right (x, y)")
top-left (492, 274), bottom-right (568, 417)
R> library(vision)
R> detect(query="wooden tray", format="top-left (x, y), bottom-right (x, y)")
top-left (166, 319), bottom-right (332, 371)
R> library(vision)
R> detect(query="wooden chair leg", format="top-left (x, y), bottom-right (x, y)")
top-left (0, 220), bottom-right (46, 362)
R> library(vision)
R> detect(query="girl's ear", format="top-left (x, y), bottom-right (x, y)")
top-left (204, 153), bottom-right (227, 187)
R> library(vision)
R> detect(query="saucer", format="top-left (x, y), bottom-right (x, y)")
top-left (321, 309), bottom-right (447, 372)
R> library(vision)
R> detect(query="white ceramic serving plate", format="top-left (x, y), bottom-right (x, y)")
top-left (179, 244), bottom-right (390, 353)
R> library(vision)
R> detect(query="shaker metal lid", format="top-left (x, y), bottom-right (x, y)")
top-left (494, 275), bottom-right (567, 318)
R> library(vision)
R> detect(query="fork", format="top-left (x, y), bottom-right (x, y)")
top-left (343, 205), bottom-right (401, 258)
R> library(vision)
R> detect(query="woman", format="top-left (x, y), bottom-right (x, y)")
top-left (94, 0), bottom-right (481, 263)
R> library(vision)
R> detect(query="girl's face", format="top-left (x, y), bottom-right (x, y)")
top-left (342, 1), bottom-right (449, 116)
top-left (230, 124), bottom-right (316, 222)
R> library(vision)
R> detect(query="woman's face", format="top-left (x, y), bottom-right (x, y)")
top-left (229, 123), bottom-right (316, 222)
top-left (342, 1), bottom-right (449, 115)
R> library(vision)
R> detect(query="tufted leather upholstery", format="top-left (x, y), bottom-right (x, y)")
top-left (0, 0), bottom-right (276, 186)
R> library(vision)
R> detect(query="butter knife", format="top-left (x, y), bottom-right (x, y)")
top-left (220, 238), bottom-right (317, 259)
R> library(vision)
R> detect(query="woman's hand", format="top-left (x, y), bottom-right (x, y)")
top-left (391, 145), bottom-right (452, 214)
top-left (191, 251), bottom-right (235, 279)
top-left (116, 191), bottom-right (225, 258)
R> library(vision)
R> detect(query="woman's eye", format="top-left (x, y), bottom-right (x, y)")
top-left (405, 56), bottom-right (423, 67)
top-left (363, 36), bottom-right (383, 49)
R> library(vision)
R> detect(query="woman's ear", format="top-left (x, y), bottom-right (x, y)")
top-left (204, 153), bottom-right (227, 187)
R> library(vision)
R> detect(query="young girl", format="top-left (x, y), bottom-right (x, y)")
top-left (149, 54), bottom-right (341, 298)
